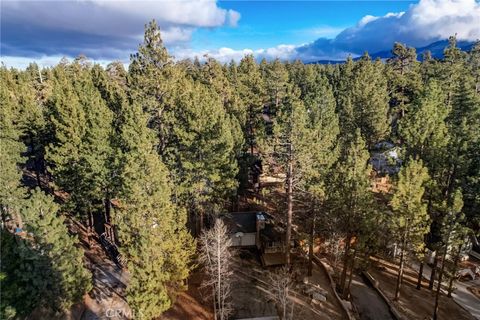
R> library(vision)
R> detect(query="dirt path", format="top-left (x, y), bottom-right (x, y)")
top-left (67, 216), bottom-right (130, 320)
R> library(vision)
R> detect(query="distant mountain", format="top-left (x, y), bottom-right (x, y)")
top-left (310, 39), bottom-right (476, 64)
top-left (369, 39), bottom-right (475, 60)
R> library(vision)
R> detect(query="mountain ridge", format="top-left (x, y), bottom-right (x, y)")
top-left (310, 39), bottom-right (476, 64)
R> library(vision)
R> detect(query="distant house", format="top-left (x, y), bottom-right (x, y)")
top-left (370, 141), bottom-right (403, 175)
top-left (220, 212), bottom-right (286, 266)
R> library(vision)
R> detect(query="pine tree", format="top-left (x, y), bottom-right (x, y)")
top-left (390, 158), bottom-right (430, 300)
top-left (268, 85), bottom-right (309, 266)
top-left (330, 129), bottom-right (375, 297)
top-left (237, 54), bottom-right (266, 155)
top-left (264, 59), bottom-right (289, 115)
top-left (197, 58), bottom-right (244, 166)
top-left (333, 57), bottom-right (356, 138)
top-left (75, 63), bottom-right (115, 236)
top-left (0, 67), bottom-right (26, 224)
top-left (293, 68), bottom-right (340, 275)
top-left (433, 190), bottom-right (465, 320)
top-left (114, 101), bottom-right (194, 319)
top-left (164, 79), bottom-right (239, 229)
top-left (350, 54), bottom-right (390, 146)
top-left (129, 20), bottom-right (178, 154)
top-left (399, 80), bottom-right (451, 288)
top-left (45, 61), bottom-right (115, 243)
top-left (16, 67), bottom-right (49, 189)
top-left (443, 70), bottom-right (480, 250)
top-left (24, 189), bottom-right (91, 307)
top-left (45, 64), bottom-right (86, 196)
top-left (467, 41), bottom-right (480, 93)
top-left (399, 80), bottom-right (449, 163)
top-left (445, 74), bottom-right (480, 194)
top-left (386, 43), bottom-right (422, 136)
top-left (1, 189), bottom-right (92, 318)
top-left (441, 36), bottom-right (466, 106)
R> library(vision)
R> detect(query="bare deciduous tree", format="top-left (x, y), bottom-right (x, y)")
top-left (268, 266), bottom-right (294, 320)
top-left (198, 219), bottom-right (234, 320)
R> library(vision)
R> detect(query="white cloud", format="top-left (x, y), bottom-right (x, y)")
top-left (1, 0), bottom-right (242, 67)
top-left (2, 0), bottom-right (240, 33)
top-left (329, 0), bottom-right (480, 54)
top-left (162, 27), bottom-right (195, 44)
top-left (175, 0), bottom-right (480, 64)
top-left (228, 10), bottom-right (241, 27)
top-left (2, 0), bottom-right (478, 67)
top-left (304, 26), bottom-right (346, 39)
top-left (172, 44), bottom-right (298, 63)
top-left (406, 0), bottom-right (480, 41)
top-left (0, 55), bottom-right (122, 70)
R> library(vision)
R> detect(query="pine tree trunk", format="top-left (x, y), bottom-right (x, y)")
top-left (104, 196), bottom-right (111, 224)
top-left (395, 247), bottom-right (405, 300)
top-left (217, 230), bottom-right (222, 320)
top-left (417, 261), bottom-right (424, 290)
top-left (308, 204), bottom-right (316, 277)
top-left (447, 244), bottom-right (462, 297)
top-left (433, 246), bottom-right (448, 320)
top-left (87, 209), bottom-right (94, 247)
top-left (344, 248), bottom-right (357, 299)
top-left (200, 211), bottom-right (204, 232)
top-left (340, 235), bottom-right (351, 293)
top-left (429, 253), bottom-right (439, 290)
top-left (285, 156), bottom-right (293, 268)
top-left (35, 159), bottom-right (42, 189)
top-left (249, 105), bottom-right (254, 155)
top-left (395, 224), bottom-right (409, 300)
top-left (447, 275), bottom-right (455, 298)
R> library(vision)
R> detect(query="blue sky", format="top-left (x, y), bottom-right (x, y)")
top-left (1, 0), bottom-right (479, 68)
top-left (191, 1), bottom-right (415, 50)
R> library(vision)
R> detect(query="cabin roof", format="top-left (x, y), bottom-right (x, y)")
top-left (220, 211), bottom-right (270, 234)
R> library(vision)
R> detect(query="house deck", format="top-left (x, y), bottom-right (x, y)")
top-left (260, 252), bottom-right (286, 267)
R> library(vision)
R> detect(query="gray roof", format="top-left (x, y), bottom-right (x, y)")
top-left (220, 212), bottom-right (259, 234)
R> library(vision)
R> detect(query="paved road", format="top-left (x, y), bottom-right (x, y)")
top-left (350, 277), bottom-right (395, 320)
top-left (453, 279), bottom-right (480, 320)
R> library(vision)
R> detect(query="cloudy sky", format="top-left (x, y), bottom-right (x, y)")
top-left (1, 0), bottom-right (479, 68)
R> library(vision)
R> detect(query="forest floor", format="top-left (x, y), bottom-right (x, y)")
top-left (230, 248), bottom-right (346, 320)
top-left (159, 271), bottom-right (213, 320)
top-left (369, 256), bottom-right (475, 320)
top-left (161, 248), bottom-right (346, 320)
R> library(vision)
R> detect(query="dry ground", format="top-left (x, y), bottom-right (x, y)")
top-left (159, 271), bottom-right (213, 320)
top-left (369, 257), bottom-right (475, 320)
top-left (230, 249), bottom-right (347, 320)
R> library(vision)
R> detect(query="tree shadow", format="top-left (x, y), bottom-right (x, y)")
top-left (1, 230), bottom-right (69, 318)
